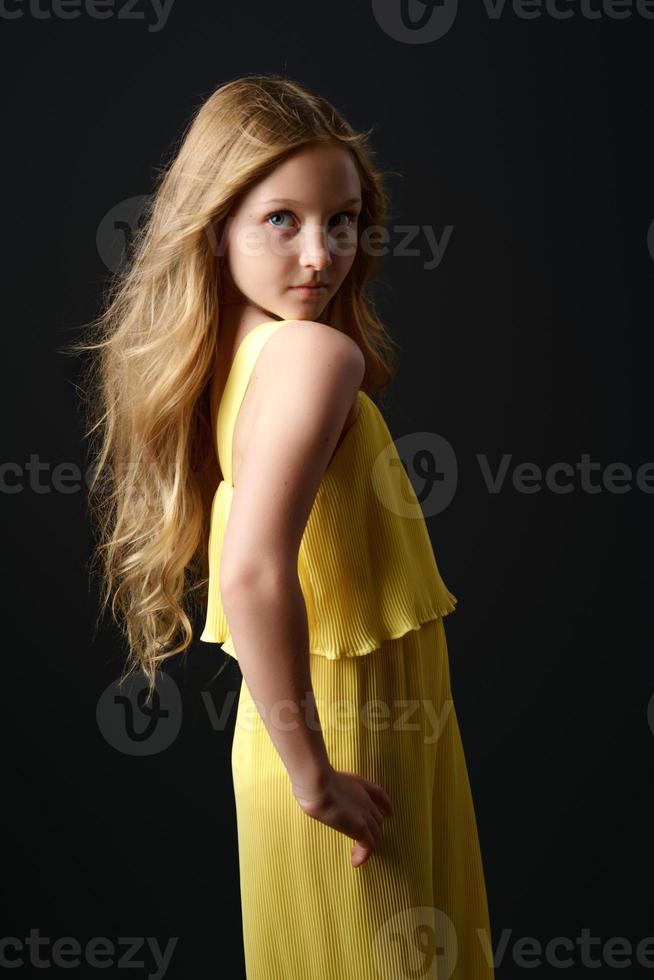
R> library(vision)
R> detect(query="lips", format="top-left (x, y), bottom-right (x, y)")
top-left (290, 284), bottom-right (328, 296)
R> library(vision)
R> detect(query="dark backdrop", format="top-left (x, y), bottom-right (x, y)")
top-left (2, 2), bottom-right (652, 977)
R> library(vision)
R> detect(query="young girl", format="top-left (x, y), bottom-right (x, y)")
top-left (78, 74), bottom-right (494, 980)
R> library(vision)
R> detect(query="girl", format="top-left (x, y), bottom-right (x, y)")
top-left (77, 74), bottom-right (494, 980)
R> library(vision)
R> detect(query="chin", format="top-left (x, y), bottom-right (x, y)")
top-left (284, 298), bottom-right (330, 320)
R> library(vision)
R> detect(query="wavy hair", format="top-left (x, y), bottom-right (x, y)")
top-left (67, 74), bottom-right (400, 701)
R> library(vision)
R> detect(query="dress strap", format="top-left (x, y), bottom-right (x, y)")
top-left (217, 319), bottom-right (291, 486)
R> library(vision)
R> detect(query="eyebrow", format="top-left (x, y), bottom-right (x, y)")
top-left (256, 197), bottom-right (362, 208)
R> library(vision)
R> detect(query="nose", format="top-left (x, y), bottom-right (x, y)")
top-left (298, 222), bottom-right (333, 272)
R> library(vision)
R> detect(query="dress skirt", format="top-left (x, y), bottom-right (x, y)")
top-left (231, 617), bottom-right (495, 980)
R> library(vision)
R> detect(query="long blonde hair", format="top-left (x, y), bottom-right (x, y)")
top-left (67, 74), bottom-right (399, 700)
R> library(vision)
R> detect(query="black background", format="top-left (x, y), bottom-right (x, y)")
top-left (2, 1), bottom-right (652, 977)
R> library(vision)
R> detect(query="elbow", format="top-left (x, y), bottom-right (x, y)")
top-left (220, 556), bottom-right (295, 608)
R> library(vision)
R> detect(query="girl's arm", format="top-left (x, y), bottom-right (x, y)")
top-left (220, 321), bottom-right (365, 793)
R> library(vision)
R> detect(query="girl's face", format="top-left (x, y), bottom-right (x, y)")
top-left (219, 142), bottom-right (362, 322)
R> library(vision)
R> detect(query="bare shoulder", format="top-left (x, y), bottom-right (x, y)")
top-left (257, 319), bottom-right (365, 392)
top-left (220, 320), bottom-right (365, 582)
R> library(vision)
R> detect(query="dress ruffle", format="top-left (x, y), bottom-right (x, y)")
top-left (200, 392), bottom-right (457, 661)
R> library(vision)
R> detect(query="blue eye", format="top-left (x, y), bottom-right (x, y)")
top-left (266, 210), bottom-right (358, 230)
top-left (267, 211), bottom-right (294, 228)
top-left (329, 212), bottom-right (357, 228)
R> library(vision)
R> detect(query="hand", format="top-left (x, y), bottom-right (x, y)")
top-left (291, 767), bottom-right (394, 868)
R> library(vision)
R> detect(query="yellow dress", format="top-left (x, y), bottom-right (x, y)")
top-left (201, 319), bottom-right (495, 980)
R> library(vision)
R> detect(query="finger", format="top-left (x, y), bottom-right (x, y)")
top-left (356, 817), bottom-right (376, 850)
top-left (364, 813), bottom-right (380, 845)
top-left (351, 841), bottom-right (372, 868)
top-left (363, 780), bottom-right (394, 817)
top-left (367, 800), bottom-right (384, 828)
top-left (374, 785), bottom-right (394, 818)
top-left (345, 815), bottom-right (371, 851)
top-left (360, 777), bottom-right (392, 811)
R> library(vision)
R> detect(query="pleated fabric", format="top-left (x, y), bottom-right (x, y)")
top-left (200, 320), bottom-right (458, 659)
top-left (232, 617), bottom-right (495, 980)
top-left (201, 318), bottom-right (494, 977)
